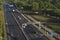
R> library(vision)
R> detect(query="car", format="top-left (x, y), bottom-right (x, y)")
top-left (13, 9), bottom-right (15, 12)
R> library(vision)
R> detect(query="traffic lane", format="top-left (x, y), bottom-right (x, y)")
top-left (24, 25), bottom-right (49, 40)
top-left (5, 12), bottom-right (18, 25)
top-left (6, 25), bottom-right (11, 40)
top-left (29, 25), bottom-right (49, 40)
top-left (13, 11), bottom-right (27, 23)
top-left (6, 25), bottom-right (27, 40)
top-left (8, 13), bottom-right (26, 40)
top-left (5, 12), bottom-right (27, 40)
top-left (4, 5), bottom-right (27, 40)
top-left (5, 12), bottom-right (26, 40)
top-left (4, 6), bottom-right (17, 25)
top-left (12, 11), bottom-right (29, 28)
top-left (4, 5), bottom-right (14, 40)
top-left (6, 25), bottom-right (18, 40)
top-left (18, 13), bottom-right (49, 40)
top-left (3, 5), bottom-right (10, 13)
top-left (13, 11), bottom-right (49, 40)
top-left (4, 6), bottom-right (47, 40)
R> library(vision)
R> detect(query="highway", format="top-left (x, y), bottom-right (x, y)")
top-left (3, 4), bottom-right (27, 40)
top-left (12, 9), bottom-right (49, 40)
top-left (3, 3), bottom-right (49, 40)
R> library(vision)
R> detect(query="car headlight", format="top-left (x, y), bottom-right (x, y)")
top-left (13, 9), bottom-right (15, 12)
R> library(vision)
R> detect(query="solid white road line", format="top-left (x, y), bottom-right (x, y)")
top-left (11, 13), bottom-right (30, 40)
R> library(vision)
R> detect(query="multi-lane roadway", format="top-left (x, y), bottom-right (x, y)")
top-left (13, 10), bottom-right (49, 40)
top-left (3, 4), bottom-right (26, 40)
top-left (3, 4), bottom-right (49, 40)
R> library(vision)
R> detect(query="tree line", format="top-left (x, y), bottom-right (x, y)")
top-left (4, 0), bottom-right (60, 18)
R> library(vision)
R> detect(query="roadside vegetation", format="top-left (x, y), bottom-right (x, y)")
top-left (0, 0), bottom-right (5, 40)
top-left (5, 0), bottom-right (60, 34)
top-left (48, 24), bottom-right (60, 33)
top-left (0, 11), bottom-right (4, 40)
top-left (31, 15), bottom-right (60, 34)
top-left (13, 0), bottom-right (60, 34)
top-left (31, 15), bottom-right (49, 22)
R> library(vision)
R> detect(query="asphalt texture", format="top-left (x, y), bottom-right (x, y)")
top-left (3, 3), bottom-right (49, 40)
top-left (3, 4), bottom-right (27, 40)
top-left (13, 10), bottom-right (49, 40)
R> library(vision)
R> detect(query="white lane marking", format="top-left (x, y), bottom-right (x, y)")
top-left (18, 16), bottom-right (21, 20)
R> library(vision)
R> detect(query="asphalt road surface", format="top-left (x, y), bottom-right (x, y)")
top-left (12, 9), bottom-right (49, 40)
top-left (3, 3), bottom-right (49, 40)
top-left (3, 4), bottom-right (27, 40)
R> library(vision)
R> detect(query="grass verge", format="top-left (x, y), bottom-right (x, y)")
top-left (31, 15), bottom-right (49, 22)
top-left (31, 15), bottom-right (60, 34)
top-left (0, 11), bottom-right (4, 40)
top-left (0, 5), bottom-right (5, 40)
top-left (48, 24), bottom-right (60, 34)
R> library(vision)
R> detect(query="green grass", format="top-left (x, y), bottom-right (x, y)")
top-left (48, 24), bottom-right (60, 33)
top-left (0, 5), bottom-right (5, 40)
top-left (31, 15), bottom-right (60, 34)
top-left (0, 11), bottom-right (3, 40)
top-left (32, 15), bottom-right (49, 22)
